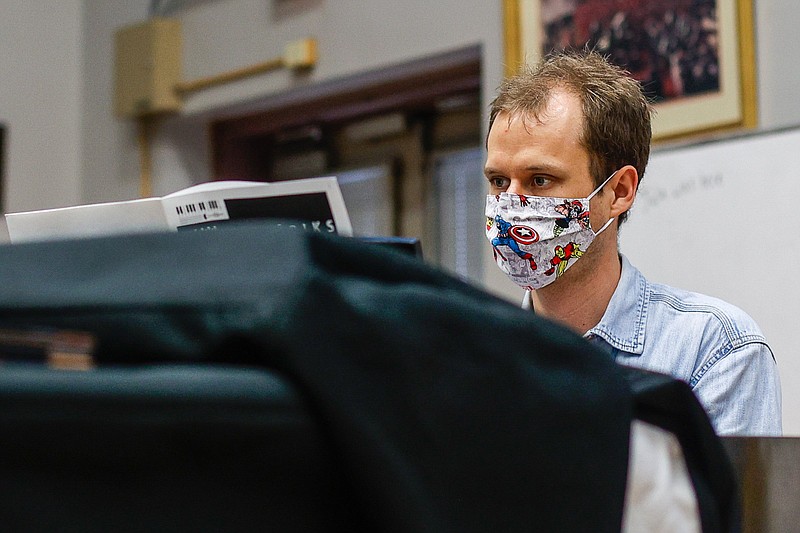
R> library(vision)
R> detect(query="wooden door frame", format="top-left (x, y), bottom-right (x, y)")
top-left (210, 46), bottom-right (482, 182)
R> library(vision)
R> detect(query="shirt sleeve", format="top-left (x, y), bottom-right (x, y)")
top-left (621, 421), bottom-right (700, 533)
top-left (692, 341), bottom-right (782, 436)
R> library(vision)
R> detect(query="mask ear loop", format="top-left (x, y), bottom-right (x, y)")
top-left (593, 216), bottom-right (616, 236)
top-left (587, 169), bottom-right (620, 235)
top-left (586, 169), bottom-right (619, 201)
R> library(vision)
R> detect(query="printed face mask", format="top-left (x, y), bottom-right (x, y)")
top-left (485, 171), bottom-right (617, 290)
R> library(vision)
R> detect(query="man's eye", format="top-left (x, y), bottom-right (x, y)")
top-left (533, 176), bottom-right (549, 187)
top-left (490, 177), bottom-right (508, 189)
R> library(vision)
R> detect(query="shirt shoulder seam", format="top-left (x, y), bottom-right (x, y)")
top-left (690, 338), bottom-right (773, 387)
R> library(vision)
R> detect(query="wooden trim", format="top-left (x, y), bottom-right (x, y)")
top-left (738, 0), bottom-right (758, 129)
top-left (176, 58), bottom-right (284, 96)
top-left (211, 49), bottom-right (481, 181)
top-left (214, 63), bottom-right (480, 141)
top-left (502, 0), bottom-right (521, 77)
top-left (137, 116), bottom-right (153, 198)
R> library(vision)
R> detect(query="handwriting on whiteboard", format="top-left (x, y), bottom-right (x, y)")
top-left (635, 172), bottom-right (724, 213)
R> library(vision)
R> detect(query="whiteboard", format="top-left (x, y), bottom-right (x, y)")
top-left (619, 127), bottom-right (800, 434)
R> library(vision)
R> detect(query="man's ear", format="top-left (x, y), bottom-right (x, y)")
top-left (608, 165), bottom-right (639, 218)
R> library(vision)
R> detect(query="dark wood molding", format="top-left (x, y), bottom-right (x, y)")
top-left (211, 46), bottom-right (482, 181)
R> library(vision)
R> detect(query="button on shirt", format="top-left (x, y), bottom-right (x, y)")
top-left (524, 255), bottom-right (782, 436)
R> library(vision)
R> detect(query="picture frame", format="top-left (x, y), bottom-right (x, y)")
top-left (0, 124), bottom-right (5, 213)
top-left (502, 0), bottom-right (757, 141)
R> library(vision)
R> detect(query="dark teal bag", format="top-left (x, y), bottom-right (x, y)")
top-left (0, 223), bottom-right (734, 532)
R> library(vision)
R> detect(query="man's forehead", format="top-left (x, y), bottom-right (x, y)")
top-left (494, 90), bottom-right (582, 131)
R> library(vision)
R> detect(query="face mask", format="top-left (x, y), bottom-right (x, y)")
top-left (485, 171), bottom-right (617, 290)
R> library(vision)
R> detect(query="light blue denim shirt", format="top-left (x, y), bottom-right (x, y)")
top-left (524, 255), bottom-right (782, 436)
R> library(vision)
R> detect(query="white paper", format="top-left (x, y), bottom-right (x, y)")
top-left (4, 198), bottom-right (168, 243)
top-left (4, 177), bottom-right (353, 243)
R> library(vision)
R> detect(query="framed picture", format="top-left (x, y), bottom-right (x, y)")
top-left (502, 0), bottom-right (757, 141)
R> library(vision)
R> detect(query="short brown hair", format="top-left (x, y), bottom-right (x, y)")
top-left (489, 50), bottom-right (653, 224)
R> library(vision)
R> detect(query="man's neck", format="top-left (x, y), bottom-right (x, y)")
top-left (530, 248), bottom-right (622, 335)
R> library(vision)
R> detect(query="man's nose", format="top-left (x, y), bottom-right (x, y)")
top-left (506, 179), bottom-right (524, 196)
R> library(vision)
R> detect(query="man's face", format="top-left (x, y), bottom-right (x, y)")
top-left (484, 90), bottom-right (610, 234)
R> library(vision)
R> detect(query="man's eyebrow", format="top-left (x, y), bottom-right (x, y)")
top-left (484, 164), bottom-right (561, 175)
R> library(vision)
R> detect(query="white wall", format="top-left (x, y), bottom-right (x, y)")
top-left (754, 1), bottom-right (800, 129)
top-left (81, 2), bottom-right (155, 203)
top-left (0, 0), bottom-right (83, 214)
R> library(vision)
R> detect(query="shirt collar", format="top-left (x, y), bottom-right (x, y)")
top-left (521, 255), bottom-right (648, 355)
top-left (587, 254), bottom-right (648, 355)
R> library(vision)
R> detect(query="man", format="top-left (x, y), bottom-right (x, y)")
top-left (484, 50), bottom-right (781, 436)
